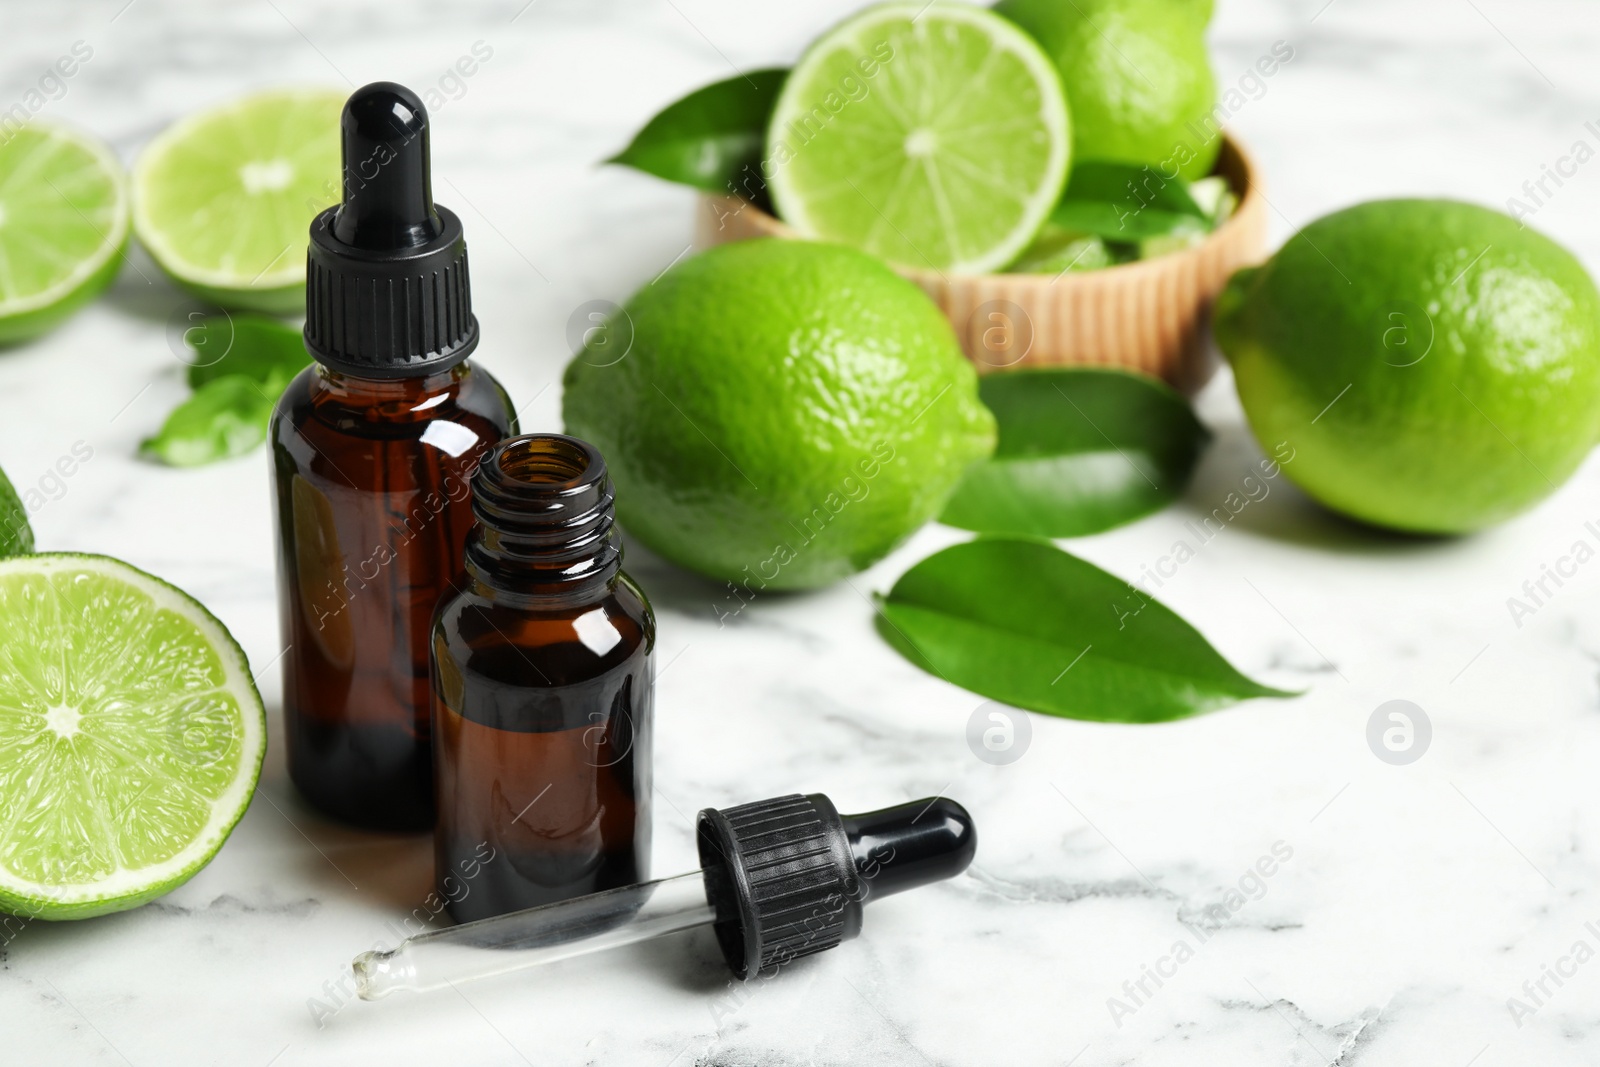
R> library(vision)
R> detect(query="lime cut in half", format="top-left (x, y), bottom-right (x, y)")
top-left (0, 554), bottom-right (266, 920)
top-left (133, 87), bottom-right (345, 314)
top-left (0, 124), bottom-right (129, 344)
top-left (765, 2), bottom-right (1071, 274)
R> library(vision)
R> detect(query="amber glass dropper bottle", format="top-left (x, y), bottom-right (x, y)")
top-left (431, 434), bottom-right (654, 923)
top-left (270, 81), bottom-right (516, 831)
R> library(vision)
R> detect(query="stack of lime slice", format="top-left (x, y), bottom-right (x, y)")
top-left (133, 88), bottom-right (344, 313)
top-left (0, 555), bottom-right (266, 919)
top-left (765, 3), bottom-right (1071, 274)
top-left (0, 125), bottom-right (129, 344)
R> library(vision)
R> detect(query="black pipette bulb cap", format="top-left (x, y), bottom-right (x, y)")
top-left (304, 81), bottom-right (478, 378)
top-left (696, 794), bottom-right (976, 979)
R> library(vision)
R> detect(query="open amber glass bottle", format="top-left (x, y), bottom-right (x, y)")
top-left (431, 434), bottom-right (654, 923)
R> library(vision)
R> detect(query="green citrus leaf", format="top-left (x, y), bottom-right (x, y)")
top-left (1050, 201), bottom-right (1201, 242)
top-left (1050, 160), bottom-right (1208, 240)
top-left (1067, 160), bottom-right (1206, 216)
top-left (0, 465), bottom-right (33, 557)
top-left (608, 69), bottom-right (788, 194)
top-left (875, 537), bottom-right (1297, 723)
top-left (184, 313), bottom-right (309, 390)
top-left (940, 369), bottom-right (1209, 538)
top-left (141, 374), bottom-right (279, 467)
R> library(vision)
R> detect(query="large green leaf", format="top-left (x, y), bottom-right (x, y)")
top-left (940, 369), bottom-right (1209, 538)
top-left (876, 538), bottom-right (1296, 723)
top-left (607, 69), bottom-right (788, 194)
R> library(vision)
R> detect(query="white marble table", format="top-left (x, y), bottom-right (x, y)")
top-left (4, 0), bottom-right (1600, 1063)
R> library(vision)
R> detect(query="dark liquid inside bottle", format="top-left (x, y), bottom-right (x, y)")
top-left (271, 363), bottom-right (515, 830)
top-left (431, 434), bottom-right (654, 923)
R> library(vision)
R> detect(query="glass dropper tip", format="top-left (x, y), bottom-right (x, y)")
top-left (349, 869), bottom-right (716, 1000)
top-left (352, 946), bottom-right (414, 1001)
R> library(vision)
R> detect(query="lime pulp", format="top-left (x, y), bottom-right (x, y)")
top-left (0, 554), bottom-right (266, 919)
top-left (765, 2), bottom-right (1071, 274)
top-left (132, 87), bottom-right (345, 314)
top-left (0, 124), bottom-right (129, 343)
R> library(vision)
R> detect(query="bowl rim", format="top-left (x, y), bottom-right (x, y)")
top-left (706, 132), bottom-right (1265, 287)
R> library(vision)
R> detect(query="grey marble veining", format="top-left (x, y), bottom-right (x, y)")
top-left (3, 0), bottom-right (1600, 1063)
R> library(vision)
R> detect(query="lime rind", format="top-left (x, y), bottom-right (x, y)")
top-left (766, 2), bottom-right (1071, 274)
top-left (0, 554), bottom-right (266, 920)
top-left (0, 124), bottom-right (129, 326)
top-left (132, 87), bottom-right (343, 302)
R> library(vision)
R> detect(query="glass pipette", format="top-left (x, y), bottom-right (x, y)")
top-left (354, 792), bottom-right (976, 999)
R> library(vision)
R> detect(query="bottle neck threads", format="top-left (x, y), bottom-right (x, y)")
top-left (465, 434), bottom-right (621, 602)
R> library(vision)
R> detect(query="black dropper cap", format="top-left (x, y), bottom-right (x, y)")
top-left (696, 794), bottom-right (976, 979)
top-left (304, 81), bottom-right (478, 378)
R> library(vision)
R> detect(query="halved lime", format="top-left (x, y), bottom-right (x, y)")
top-left (765, 2), bottom-right (1071, 274)
top-left (0, 125), bottom-right (129, 344)
top-left (133, 88), bottom-right (344, 314)
top-left (0, 554), bottom-right (266, 919)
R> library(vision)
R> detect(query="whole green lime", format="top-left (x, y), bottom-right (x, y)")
top-left (996, 0), bottom-right (1218, 180)
top-left (562, 239), bottom-right (996, 590)
top-left (1215, 199), bottom-right (1600, 533)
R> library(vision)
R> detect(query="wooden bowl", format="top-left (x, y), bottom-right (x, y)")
top-left (695, 134), bottom-right (1267, 392)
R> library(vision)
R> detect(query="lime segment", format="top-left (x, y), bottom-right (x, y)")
top-left (0, 554), bottom-right (265, 919)
top-left (133, 88), bottom-right (344, 313)
top-left (0, 124), bottom-right (128, 343)
top-left (765, 2), bottom-right (1070, 274)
